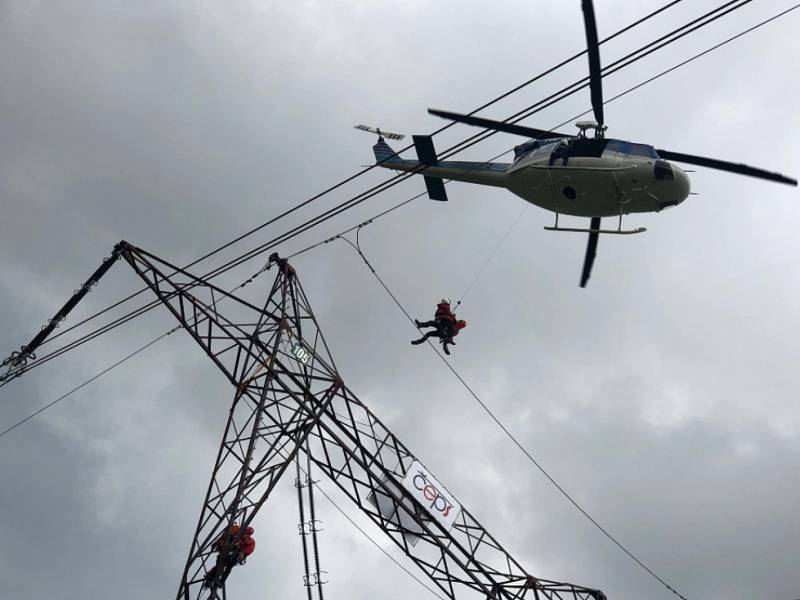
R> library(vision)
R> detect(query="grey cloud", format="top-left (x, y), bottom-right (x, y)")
top-left (2, 2), bottom-right (798, 600)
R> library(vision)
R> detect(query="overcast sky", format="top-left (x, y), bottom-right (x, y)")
top-left (1, 1), bottom-right (799, 599)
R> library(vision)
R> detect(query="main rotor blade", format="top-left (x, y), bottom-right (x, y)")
top-left (657, 149), bottom-right (798, 186)
top-left (580, 217), bottom-right (601, 288)
top-left (581, 0), bottom-right (604, 127)
top-left (427, 109), bottom-right (572, 139)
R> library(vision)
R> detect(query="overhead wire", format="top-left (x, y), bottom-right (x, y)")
top-left (336, 229), bottom-right (692, 600)
top-left (4, 0), bottom-right (755, 385)
top-left (290, 452), bottom-right (448, 600)
top-left (4, 0), bottom-right (794, 415)
top-left (2, 3), bottom-right (796, 597)
top-left (0, 258), bottom-right (275, 439)
top-left (270, 0), bottom-right (800, 289)
top-left (0, 330), bottom-right (176, 440)
top-left (0, 3), bottom-right (800, 600)
top-left (18, 0), bottom-right (690, 359)
top-left (130, 0), bottom-right (768, 288)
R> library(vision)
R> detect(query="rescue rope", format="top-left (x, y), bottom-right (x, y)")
top-left (338, 233), bottom-right (691, 600)
top-left (454, 206), bottom-right (528, 310)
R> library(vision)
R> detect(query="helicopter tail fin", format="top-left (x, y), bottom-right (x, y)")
top-left (373, 137), bottom-right (403, 165)
top-left (373, 136), bottom-right (447, 201)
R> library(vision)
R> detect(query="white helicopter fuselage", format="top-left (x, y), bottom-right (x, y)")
top-left (374, 137), bottom-right (691, 218)
top-left (505, 144), bottom-right (691, 217)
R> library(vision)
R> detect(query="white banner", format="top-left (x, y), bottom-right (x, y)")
top-left (367, 474), bottom-right (423, 546)
top-left (401, 460), bottom-right (461, 532)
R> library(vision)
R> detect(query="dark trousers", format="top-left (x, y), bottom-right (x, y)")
top-left (415, 319), bottom-right (453, 342)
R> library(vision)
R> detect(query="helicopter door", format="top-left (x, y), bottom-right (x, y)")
top-left (548, 168), bottom-right (619, 217)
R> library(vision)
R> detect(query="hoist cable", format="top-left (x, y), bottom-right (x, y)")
top-left (21, 0), bottom-right (688, 357)
top-left (454, 206), bottom-right (528, 310)
top-left (337, 233), bottom-right (691, 600)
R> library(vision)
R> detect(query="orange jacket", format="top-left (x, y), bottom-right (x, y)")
top-left (435, 303), bottom-right (455, 322)
top-left (241, 535), bottom-right (256, 556)
top-left (215, 524), bottom-right (241, 550)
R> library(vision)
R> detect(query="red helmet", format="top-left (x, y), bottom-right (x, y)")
top-left (246, 527), bottom-right (254, 535)
top-left (457, 320), bottom-right (466, 328)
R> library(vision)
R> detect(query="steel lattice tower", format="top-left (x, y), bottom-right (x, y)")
top-left (112, 243), bottom-right (605, 600)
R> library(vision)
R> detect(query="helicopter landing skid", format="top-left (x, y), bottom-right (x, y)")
top-left (544, 225), bottom-right (646, 235)
top-left (545, 206), bottom-right (646, 235)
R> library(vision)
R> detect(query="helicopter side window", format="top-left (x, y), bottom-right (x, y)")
top-left (514, 140), bottom-right (561, 162)
top-left (567, 138), bottom-right (607, 157)
top-left (606, 140), bottom-right (658, 158)
top-left (606, 140), bottom-right (631, 155)
top-left (629, 143), bottom-right (658, 158)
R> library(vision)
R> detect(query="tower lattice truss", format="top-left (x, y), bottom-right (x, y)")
top-left (118, 243), bottom-right (605, 600)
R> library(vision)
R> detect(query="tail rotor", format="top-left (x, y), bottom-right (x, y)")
top-left (354, 124), bottom-right (405, 141)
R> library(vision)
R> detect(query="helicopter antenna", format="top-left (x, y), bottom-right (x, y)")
top-left (574, 121), bottom-right (607, 139)
top-left (353, 124), bottom-right (405, 140)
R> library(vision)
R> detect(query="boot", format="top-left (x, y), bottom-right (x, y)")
top-left (411, 338), bottom-right (424, 345)
top-left (414, 319), bottom-right (422, 328)
top-left (443, 344), bottom-right (451, 355)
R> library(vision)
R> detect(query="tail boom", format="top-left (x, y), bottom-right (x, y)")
top-left (372, 139), bottom-right (508, 187)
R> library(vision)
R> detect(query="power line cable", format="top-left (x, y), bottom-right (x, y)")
top-left (291, 455), bottom-right (448, 600)
top-left (272, 0), bottom-right (800, 275)
top-left (107, 0), bottom-right (768, 295)
top-left (0, 0), bottom-right (765, 384)
top-left (0, 259), bottom-right (275, 439)
top-left (0, 329), bottom-right (176, 440)
top-left (4, 0), bottom-right (788, 387)
top-left (3, 7), bottom-right (796, 595)
top-left (24, 0), bottom-right (687, 355)
top-left (337, 231), bottom-right (692, 600)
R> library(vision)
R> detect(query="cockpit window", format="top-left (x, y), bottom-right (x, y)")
top-left (605, 140), bottom-right (658, 158)
top-left (513, 140), bottom-right (539, 161)
top-left (513, 139), bottom-right (562, 162)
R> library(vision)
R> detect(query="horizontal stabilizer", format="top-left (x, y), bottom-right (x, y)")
top-left (423, 176), bottom-right (448, 202)
top-left (412, 135), bottom-right (439, 166)
top-left (413, 135), bottom-right (448, 201)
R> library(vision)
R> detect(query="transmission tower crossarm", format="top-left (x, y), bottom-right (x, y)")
top-left (1, 242), bottom-right (124, 381)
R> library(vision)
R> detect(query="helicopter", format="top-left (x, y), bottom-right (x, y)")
top-left (358, 1), bottom-right (797, 287)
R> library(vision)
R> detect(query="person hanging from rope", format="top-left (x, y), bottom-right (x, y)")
top-left (411, 298), bottom-right (467, 355)
top-left (203, 524), bottom-right (257, 588)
